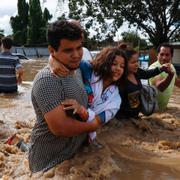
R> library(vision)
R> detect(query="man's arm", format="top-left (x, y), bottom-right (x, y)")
top-left (16, 67), bottom-right (23, 84)
top-left (44, 104), bottom-right (100, 137)
top-left (151, 71), bottom-right (174, 92)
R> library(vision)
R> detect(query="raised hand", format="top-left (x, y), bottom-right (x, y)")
top-left (161, 63), bottom-right (174, 75)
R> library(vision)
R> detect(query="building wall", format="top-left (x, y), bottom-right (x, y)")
top-left (172, 48), bottom-right (180, 64)
top-left (11, 46), bottom-right (49, 58)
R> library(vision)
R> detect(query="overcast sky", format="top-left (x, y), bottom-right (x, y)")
top-left (0, 0), bottom-right (62, 35)
top-left (0, 0), bottom-right (136, 40)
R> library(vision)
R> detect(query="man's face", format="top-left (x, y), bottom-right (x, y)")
top-left (157, 47), bottom-right (172, 65)
top-left (51, 38), bottom-right (83, 71)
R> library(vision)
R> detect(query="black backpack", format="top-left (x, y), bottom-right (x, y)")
top-left (140, 85), bottom-right (158, 116)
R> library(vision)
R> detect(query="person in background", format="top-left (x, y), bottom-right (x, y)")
top-left (149, 43), bottom-right (180, 111)
top-left (0, 37), bottom-right (23, 93)
top-left (49, 46), bottom-right (128, 143)
top-left (115, 45), bottom-right (170, 120)
top-left (28, 20), bottom-right (101, 173)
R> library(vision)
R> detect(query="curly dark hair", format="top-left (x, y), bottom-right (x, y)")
top-left (91, 47), bottom-right (128, 87)
top-left (47, 20), bottom-right (83, 51)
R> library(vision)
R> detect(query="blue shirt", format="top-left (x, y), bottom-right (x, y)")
top-left (0, 52), bottom-right (22, 92)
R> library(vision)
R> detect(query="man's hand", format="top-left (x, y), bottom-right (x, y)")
top-left (161, 63), bottom-right (174, 75)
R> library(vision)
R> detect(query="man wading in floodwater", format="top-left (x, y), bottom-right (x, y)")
top-left (28, 20), bottom-right (101, 172)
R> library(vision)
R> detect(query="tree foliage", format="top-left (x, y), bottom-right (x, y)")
top-left (68, 0), bottom-right (180, 47)
top-left (0, 29), bottom-right (4, 38)
top-left (68, 0), bottom-right (123, 42)
top-left (121, 31), bottom-right (148, 49)
top-left (28, 0), bottom-right (44, 44)
top-left (28, 0), bottom-right (52, 45)
top-left (10, 0), bottom-right (29, 45)
top-left (10, 0), bottom-right (52, 45)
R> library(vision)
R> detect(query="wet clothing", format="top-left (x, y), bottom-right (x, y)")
top-left (29, 66), bottom-right (88, 172)
top-left (80, 60), bottom-right (121, 141)
top-left (0, 52), bottom-right (22, 93)
top-left (116, 67), bottom-right (162, 119)
top-left (149, 60), bottom-right (177, 110)
top-left (80, 60), bottom-right (121, 124)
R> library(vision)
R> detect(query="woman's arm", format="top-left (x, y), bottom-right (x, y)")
top-left (137, 67), bottom-right (161, 79)
top-left (137, 63), bottom-right (170, 79)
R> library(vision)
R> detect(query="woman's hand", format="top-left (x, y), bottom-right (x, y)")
top-left (49, 55), bottom-right (70, 76)
top-left (62, 99), bottom-right (81, 114)
top-left (62, 99), bottom-right (88, 121)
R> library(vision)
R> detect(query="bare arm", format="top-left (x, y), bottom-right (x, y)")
top-left (44, 104), bottom-right (100, 137)
top-left (152, 71), bottom-right (174, 92)
top-left (16, 67), bottom-right (23, 84)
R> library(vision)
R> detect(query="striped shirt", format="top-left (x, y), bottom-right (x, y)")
top-left (29, 66), bottom-right (88, 172)
top-left (0, 52), bottom-right (22, 92)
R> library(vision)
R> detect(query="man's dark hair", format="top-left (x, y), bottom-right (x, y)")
top-left (47, 20), bottom-right (83, 51)
top-left (1, 37), bottom-right (13, 49)
top-left (157, 43), bottom-right (174, 56)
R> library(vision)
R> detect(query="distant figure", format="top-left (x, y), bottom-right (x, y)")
top-left (149, 43), bottom-right (180, 111)
top-left (0, 37), bottom-right (23, 93)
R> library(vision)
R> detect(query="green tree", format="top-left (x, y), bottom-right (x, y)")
top-left (43, 8), bottom-right (53, 25)
top-left (68, 0), bottom-right (120, 42)
top-left (27, 0), bottom-right (52, 45)
top-left (0, 33), bottom-right (4, 43)
top-left (28, 0), bottom-right (43, 44)
top-left (68, 0), bottom-right (180, 47)
top-left (121, 31), bottom-right (148, 49)
top-left (10, 0), bottom-right (29, 45)
top-left (41, 8), bottom-right (53, 43)
top-left (0, 29), bottom-right (4, 38)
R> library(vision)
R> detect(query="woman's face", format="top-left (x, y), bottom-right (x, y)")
top-left (111, 55), bottom-right (125, 82)
top-left (128, 53), bottom-right (139, 73)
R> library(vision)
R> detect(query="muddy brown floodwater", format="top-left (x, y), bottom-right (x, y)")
top-left (0, 58), bottom-right (180, 180)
